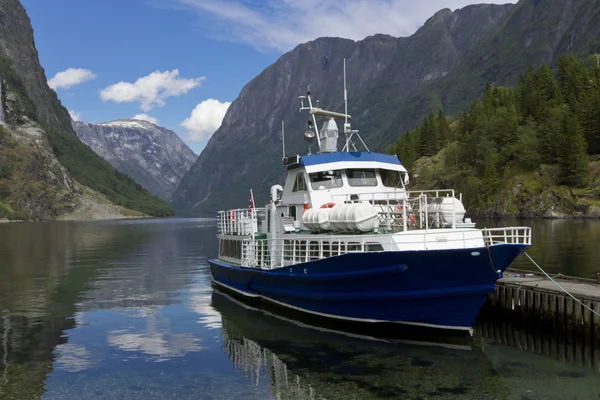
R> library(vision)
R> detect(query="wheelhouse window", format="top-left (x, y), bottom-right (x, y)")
top-left (380, 169), bottom-right (403, 188)
top-left (292, 173), bottom-right (307, 192)
top-left (309, 170), bottom-right (343, 190)
top-left (346, 169), bottom-right (377, 187)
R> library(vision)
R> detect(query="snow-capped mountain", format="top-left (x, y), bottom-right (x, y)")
top-left (74, 119), bottom-right (197, 201)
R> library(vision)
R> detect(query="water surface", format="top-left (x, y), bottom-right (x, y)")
top-left (0, 218), bottom-right (598, 399)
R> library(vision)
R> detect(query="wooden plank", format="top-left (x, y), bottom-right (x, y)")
top-left (524, 289), bottom-right (533, 321)
top-left (575, 301), bottom-right (583, 366)
top-left (528, 289), bottom-right (535, 350)
top-left (505, 285), bottom-right (511, 312)
top-left (493, 286), bottom-right (501, 307)
top-left (542, 293), bottom-right (550, 356)
top-left (558, 296), bottom-right (566, 362)
top-left (550, 294), bottom-right (558, 356)
top-left (594, 302), bottom-right (600, 350)
top-left (534, 291), bottom-right (542, 354)
top-left (566, 297), bottom-right (574, 364)
top-left (520, 288), bottom-right (527, 320)
top-left (583, 300), bottom-right (592, 368)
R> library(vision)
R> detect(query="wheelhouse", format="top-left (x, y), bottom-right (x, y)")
top-left (280, 152), bottom-right (410, 222)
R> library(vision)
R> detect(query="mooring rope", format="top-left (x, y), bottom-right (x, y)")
top-left (524, 252), bottom-right (600, 319)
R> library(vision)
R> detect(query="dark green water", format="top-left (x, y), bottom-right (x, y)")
top-left (0, 218), bottom-right (598, 400)
top-left (485, 219), bottom-right (600, 279)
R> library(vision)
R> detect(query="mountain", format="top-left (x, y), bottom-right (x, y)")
top-left (170, 3), bottom-right (513, 214)
top-left (74, 119), bottom-right (197, 201)
top-left (0, 0), bottom-right (172, 220)
top-left (172, 0), bottom-right (600, 216)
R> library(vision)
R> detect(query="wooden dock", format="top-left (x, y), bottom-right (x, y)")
top-left (479, 270), bottom-right (600, 350)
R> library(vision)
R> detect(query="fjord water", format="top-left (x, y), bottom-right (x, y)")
top-left (0, 219), bottom-right (598, 400)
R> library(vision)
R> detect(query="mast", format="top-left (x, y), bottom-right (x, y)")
top-left (306, 92), bottom-right (322, 152)
top-left (281, 120), bottom-right (285, 157)
top-left (344, 58), bottom-right (348, 135)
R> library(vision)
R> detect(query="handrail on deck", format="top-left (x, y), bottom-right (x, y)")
top-left (482, 227), bottom-right (532, 246)
top-left (218, 208), bottom-right (257, 235)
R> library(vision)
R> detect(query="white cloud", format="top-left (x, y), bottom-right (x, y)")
top-left (170, 0), bottom-right (516, 52)
top-left (132, 113), bottom-right (159, 125)
top-left (48, 68), bottom-right (97, 89)
top-left (180, 99), bottom-right (231, 141)
top-left (68, 109), bottom-right (82, 121)
top-left (100, 70), bottom-right (205, 112)
top-left (107, 317), bottom-right (203, 361)
top-left (54, 344), bottom-right (96, 372)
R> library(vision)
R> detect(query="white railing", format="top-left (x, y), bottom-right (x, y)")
top-left (407, 189), bottom-right (458, 200)
top-left (331, 190), bottom-right (407, 205)
top-left (482, 227), bottom-right (532, 246)
top-left (235, 227), bottom-right (532, 269)
top-left (218, 208), bottom-right (258, 236)
top-left (239, 236), bottom-right (394, 269)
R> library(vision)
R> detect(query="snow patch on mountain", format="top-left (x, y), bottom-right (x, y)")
top-left (74, 120), bottom-right (197, 201)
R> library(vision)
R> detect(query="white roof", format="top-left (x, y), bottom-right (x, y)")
top-left (304, 161), bottom-right (408, 174)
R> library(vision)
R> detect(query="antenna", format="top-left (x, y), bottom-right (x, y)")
top-left (305, 90), bottom-right (322, 151)
top-left (281, 120), bottom-right (285, 158)
top-left (344, 58), bottom-right (348, 134)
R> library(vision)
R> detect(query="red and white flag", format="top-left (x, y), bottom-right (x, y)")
top-left (248, 189), bottom-right (255, 210)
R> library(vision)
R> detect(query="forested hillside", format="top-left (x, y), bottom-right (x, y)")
top-left (0, 0), bottom-right (173, 219)
top-left (386, 55), bottom-right (600, 217)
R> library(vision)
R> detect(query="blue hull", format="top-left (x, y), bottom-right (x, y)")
top-left (208, 244), bottom-right (526, 330)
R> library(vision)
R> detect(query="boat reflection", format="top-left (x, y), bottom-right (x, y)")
top-left (212, 288), bottom-right (509, 400)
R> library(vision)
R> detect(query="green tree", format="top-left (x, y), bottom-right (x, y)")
top-left (556, 55), bottom-right (591, 112)
top-left (417, 113), bottom-right (437, 157)
top-left (436, 110), bottom-right (450, 149)
top-left (512, 121), bottom-right (541, 169)
top-left (558, 110), bottom-right (588, 186)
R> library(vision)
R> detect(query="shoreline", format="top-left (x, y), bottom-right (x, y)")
top-left (467, 213), bottom-right (600, 220)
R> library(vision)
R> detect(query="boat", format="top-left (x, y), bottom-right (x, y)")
top-left (208, 62), bottom-right (531, 332)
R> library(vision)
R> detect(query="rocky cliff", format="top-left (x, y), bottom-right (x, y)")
top-left (171, 3), bottom-right (513, 214)
top-left (74, 120), bottom-right (196, 201)
top-left (0, 0), bottom-right (172, 219)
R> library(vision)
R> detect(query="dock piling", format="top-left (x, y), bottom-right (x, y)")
top-left (481, 271), bottom-right (600, 352)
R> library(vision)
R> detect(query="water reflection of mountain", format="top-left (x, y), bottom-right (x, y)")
top-left (0, 219), bottom-right (217, 399)
top-left (212, 290), bottom-right (509, 400)
top-left (76, 219), bottom-right (218, 311)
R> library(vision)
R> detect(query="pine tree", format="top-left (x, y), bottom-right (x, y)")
top-left (396, 131), bottom-right (418, 172)
top-left (558, 110), bottom-right (588, 186)
top-left (538, 106), bottom-right (565, 163)
top-left (417, 113), bottom-right (437, 157)
top-left (556, 55), bottom-right (592, 112)
top-left (535, 63), bottom-right (557, 103)
top-left (436, 110), bottom-right (450, 148)
top-left (582, 91), bottom-right (600, 154)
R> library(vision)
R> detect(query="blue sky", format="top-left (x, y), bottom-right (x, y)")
top-left (21, 0), bottom-right (515, 154)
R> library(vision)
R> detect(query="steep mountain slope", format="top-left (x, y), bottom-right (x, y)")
top-left (0, 0), bottom-right (172, 218)
top-left (74, 119), bottom-right (197, 201)
top-left (377, 0), bottom-right (600, 147)
top-left (171, 3), bottom-right (513, 214)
